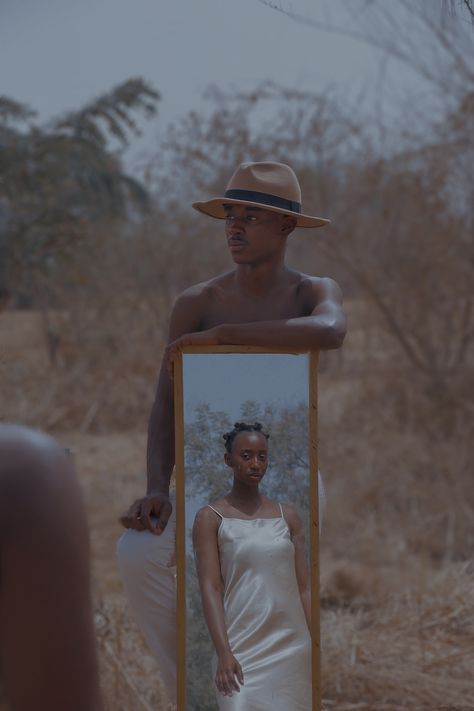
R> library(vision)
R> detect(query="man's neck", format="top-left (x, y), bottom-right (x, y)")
top-left (234, 259), bottom-right (289, 297)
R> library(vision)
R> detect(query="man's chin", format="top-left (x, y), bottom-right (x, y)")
top-left (229, 252), bottom-right (252, 264)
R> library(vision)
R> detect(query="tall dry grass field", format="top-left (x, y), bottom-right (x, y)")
top-left (1, 305), bottom-right (473, 710)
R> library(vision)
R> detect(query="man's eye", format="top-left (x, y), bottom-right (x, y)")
top-left (246, 215), bottom-right (257, 222)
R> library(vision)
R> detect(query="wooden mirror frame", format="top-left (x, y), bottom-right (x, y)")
top-left (174, 346), bottom-right (320, 710)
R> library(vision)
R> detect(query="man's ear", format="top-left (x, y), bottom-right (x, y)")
top-left (224, 452), bottom-right (232, 468)
top-left (281, 215), bottom-right (297, 234)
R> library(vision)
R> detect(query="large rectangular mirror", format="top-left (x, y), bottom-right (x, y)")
top-left (174, 347), bottom-right (320, 710)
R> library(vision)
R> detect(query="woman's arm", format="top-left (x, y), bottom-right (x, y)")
top-left (192, 507), bottom-right (244, 696)
top-left (283, 503), bottom-right (311, 632)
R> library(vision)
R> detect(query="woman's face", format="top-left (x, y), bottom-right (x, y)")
top-left (224, 431), bottom-right (268, 485)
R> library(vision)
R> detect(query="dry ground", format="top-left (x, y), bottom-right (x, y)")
top-left (2, 311), bottom-right (473, 709)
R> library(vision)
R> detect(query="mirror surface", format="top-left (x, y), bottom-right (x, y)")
top-left (182, 353), bottom-right (314, 710)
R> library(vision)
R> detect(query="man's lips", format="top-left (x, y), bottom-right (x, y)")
top-left (228, 239), bottom-right (246, 250)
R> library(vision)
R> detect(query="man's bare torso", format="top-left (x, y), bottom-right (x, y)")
top-left (184, 268), bottom-right (327, 331)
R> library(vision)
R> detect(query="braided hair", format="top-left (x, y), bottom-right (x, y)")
top-left (223, 422), bottom-right (270, 453)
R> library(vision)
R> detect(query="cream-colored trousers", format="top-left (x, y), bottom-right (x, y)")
top-left (116, 492), bottom-right (177, 705)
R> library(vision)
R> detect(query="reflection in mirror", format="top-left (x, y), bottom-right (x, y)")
top-left (181, 352), bottom-right (316, 710)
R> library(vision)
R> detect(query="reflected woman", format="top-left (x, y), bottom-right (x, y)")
top-left (192, 422), bottom-right (312, 711)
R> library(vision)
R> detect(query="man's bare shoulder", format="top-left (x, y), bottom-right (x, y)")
top-left (168, 271), bottom-right (237, 339)
top-left (174, 271), bottom-right (235, 306)
top-left (294, 272), bottom-right (344, 307)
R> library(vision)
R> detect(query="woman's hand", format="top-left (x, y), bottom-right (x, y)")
top-left (215, 650), bottom-right (244, 697)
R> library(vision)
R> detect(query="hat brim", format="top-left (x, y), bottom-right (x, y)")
top-left (192, 198), bottom-right (330, 229)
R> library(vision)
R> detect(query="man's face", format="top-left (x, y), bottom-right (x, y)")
top-left (223, 204), bottom-right (290, 264)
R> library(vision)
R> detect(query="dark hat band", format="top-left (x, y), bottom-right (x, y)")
top-left (224, 189), bottom-right (301, 214)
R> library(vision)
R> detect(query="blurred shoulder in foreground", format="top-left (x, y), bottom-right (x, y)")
top-left (0, 423), bottom-right (102, 711)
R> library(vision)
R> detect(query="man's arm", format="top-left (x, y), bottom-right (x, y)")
top-left (146, 361), bottom-right (174, 497)
top-left (121, 287), bottom-right (207, 533)
top-left (169, 277), bottom-right (346, 357)
top-left (217, 278), bottom-right (346, 349)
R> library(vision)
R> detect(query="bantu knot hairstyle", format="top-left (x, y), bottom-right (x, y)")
top-left (222, 422), bottom-right (270, 453)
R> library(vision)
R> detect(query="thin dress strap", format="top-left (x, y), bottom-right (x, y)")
top-left (207, 504), bottom-right (223, 519)
top-left (278, 502), bottom-right (284, 519)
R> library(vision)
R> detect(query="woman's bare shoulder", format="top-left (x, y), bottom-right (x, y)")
top-left (194, 498), bottom-right (227, 525)
top-left (280, 501), bottom-right (303, 528)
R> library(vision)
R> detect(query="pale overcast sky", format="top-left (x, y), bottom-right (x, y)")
top-left (3, 0), bottom-right (466, 176)
top-left (1, 0), bottom-right (379, 121)
top-left (1, 0), bottom-right (427, 166)
top-left (183, 353), bottom-right (308, 422)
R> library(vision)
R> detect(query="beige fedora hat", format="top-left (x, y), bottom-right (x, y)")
top-left (192, 161), bottom-right (330, 228)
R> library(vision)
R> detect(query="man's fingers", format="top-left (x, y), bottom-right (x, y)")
top-left (153, 499), bottom-right (172, 535)
top-left (139, 497), bottom-right (173, 535)
top-left (119, 513), bottom-right (146, 530)
top-left (120, 494), bottom-right (173, 533)
top-left (166, 338), bottom-right (188, 376)
top-left (159, 499), bottom-right (173, 521)
top-left (120, 500), bottom-right (146, 530)
top-left (138, 499), bottom-right (158, 533)
top-left (127, 500), bottom-right (141, 519)
top-left (137, 510), bottom-right (156, 532)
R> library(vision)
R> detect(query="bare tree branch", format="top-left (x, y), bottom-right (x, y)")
top-left (463, 0), bottom-right (474, 20)
top-left (256, 0), bottom-right (474, 96)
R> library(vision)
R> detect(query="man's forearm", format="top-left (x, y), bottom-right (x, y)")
top-left (146, 423), bottom-right (174, 495)
top-left (146, 366), bottom-right (175, 495)
top-left (216, 314), bottom-right (346, 351)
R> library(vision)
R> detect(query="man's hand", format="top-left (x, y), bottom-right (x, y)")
top-left (120, 493), bottom-right (172, 534)
top-left (166, 327), bottom-right (221, 375)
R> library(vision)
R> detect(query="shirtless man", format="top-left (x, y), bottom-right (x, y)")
top-left (117, 161), bottom-right (346, 707)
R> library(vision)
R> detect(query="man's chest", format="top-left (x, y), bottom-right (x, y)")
top-left (201, 289), bottom-right (310, 328)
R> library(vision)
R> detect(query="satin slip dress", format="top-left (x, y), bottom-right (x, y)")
top-left (207, 503), bottom-right (312, 711)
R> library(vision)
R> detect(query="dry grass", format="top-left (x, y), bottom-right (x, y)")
top-left (95, 598), bottom-right (167, 711)
top-left (321, 562), bottom-right (474, 709)
top-left (1, 309), bottom-right (473, 709)
top-left (61, 431), bottom-right (170, 708)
